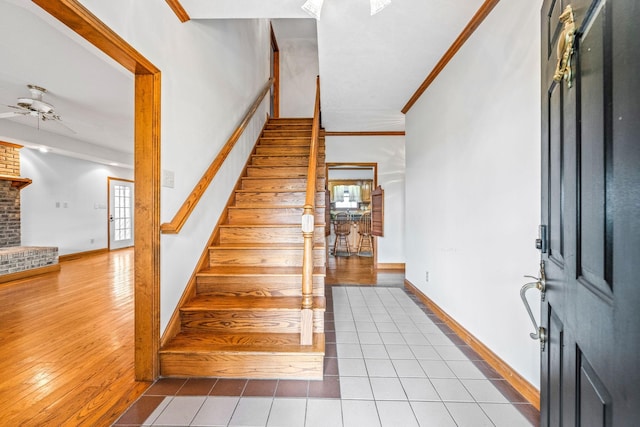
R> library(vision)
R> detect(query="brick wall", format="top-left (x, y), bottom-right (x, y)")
top-left (0, 246), bottom-right (59, 275)
top-left (0, 143), bottom-right (21, 177)
top-left (0, 142), bottom-right (22, 248)
top-left (0, 181), bottom-right (20, 247)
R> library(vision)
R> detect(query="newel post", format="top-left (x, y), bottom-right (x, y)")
top-left (300, 205), bottom-right (315, 345)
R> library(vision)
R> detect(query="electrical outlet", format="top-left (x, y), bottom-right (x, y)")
top-left (425, 271), bottom-right (429, 282)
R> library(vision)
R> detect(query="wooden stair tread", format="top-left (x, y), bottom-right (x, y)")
top-left (219, 224), bottom-right (304, 228)
top-left (198, 265), bottom-right (325, 276)
top-left (162, 332), bottom-right (324, 354)
top-left (209, 242), bottom-right (307, 249)
top-left (246, 165), bottom-right (323, 168)
top-left (227, 205), bottom-right (307, 209)
top-left (182, 295), bottom-right (326, 311)
top-left (235, 189), bottom-right (323, 193)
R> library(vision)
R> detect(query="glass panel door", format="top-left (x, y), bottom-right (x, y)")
top-left (109, 178), bottom-right (134, 250)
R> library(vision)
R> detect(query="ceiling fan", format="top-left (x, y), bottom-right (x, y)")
top-left (0, 84), bottom-right (75, 133)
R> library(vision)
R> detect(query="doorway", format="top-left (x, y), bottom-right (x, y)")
top-left (108, 177), bottom-right (134, 250)
top-left (35, 0), bottom-right (162, 380)
top-left (326, 162), bottom-right (378, 283)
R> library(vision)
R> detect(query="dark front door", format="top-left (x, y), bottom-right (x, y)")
top-left (540, 0), bottom-right (639, 425)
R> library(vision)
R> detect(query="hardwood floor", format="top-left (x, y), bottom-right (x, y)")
top-left (0, 248), bottom-right (149, 426)
top-left (325, 254), bottom-right (405, 285)
top-left (0, 248), bottom-right (400, 426)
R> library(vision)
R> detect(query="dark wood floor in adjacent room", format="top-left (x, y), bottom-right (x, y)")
top-left (326, 253), bottom-right (405, 286)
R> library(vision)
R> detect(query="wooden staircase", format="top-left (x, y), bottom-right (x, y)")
top-left (160, 118), bottom-right (327, 380)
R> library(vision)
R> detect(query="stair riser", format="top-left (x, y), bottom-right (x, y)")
top-left (251, 158), bottom-right (325, 168)
top-left (265, 124), bottom-right (313, 130)
top-left (180, 310), bottom-right (324, 334)
top-left (196, 277), bottom-right (324, 297)
top-left (227, 208), bottom-right (325, 225)
top-left (255, 146), bottom-right (325, 156)
top-left (241, 178), bottom-right (325, 192)
top-left (246, 167), bottom-right (325, 178)
top-left (219, 226), bottom-right (325, 244)
top-left (258, 138), bottom-right (315, 146)
top-left (208, 248), bottom-right (325, 267)
top-left (160, 353), bottom-right (323, 379)
top-left (234, 191), bottom-right (324, 207)
top-left (262, 130), bottom-right (312, 137)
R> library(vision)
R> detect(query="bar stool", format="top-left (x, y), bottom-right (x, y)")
top-left (333, 212), bottom-right (351, 256)
top-left (357, 212), bottom-right (373, 255)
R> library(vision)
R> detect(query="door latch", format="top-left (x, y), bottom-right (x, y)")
top-left (536, 225), bottom-right (547, 253)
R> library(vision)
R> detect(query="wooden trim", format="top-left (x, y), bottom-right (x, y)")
top-left (401, 0), bottom-right (501, 113)
top-left (270, 24), bottom-right (280, 118)
top-left (325, 131), bottom-right (405, 136)
top-left (0, 175), bottom-right (32, 190)
top-left (134, 72), bottom-right (162, 381)
top-left (0, 264), bottom-right (61, 285)
top-left (371, 185), bottom-right (384, 237)
top-left (270, 23), bottom-right (280, 52)
top-left (164, 0), bottom-right (190, 22)
top-left (0, 141), bottom-right (24, 149)
top-left (404, 279), bottom-right (541, 409)
top-left (33, 0), bottom-right (162, 381)
top-left (300, 76), bottom-right (321, 345)
top-left (377, 263), bottom-right (405, 270)
top-left (59, 248), bottom-right (109, 262)
top-left (161, 78), bottom-right (274, 234)
top-left (160, 120), bottom-right (269, 347)
top-left (273, 51), bottom-right (280, 118)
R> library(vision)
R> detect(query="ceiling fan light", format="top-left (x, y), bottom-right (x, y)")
top-left (370, 0), bottom-right (391, 15)
top-left (302, 0), bottom-right (324, 20)
top-left (17, 97), bottom-right (33, 107)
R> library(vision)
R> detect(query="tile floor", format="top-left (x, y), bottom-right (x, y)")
top-left (114, 285), bottom-right (539, 426)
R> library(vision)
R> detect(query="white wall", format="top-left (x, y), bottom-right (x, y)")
top-left (78, 1), bottom-right (272, 332)
top-left (325, 136), bottom-right (405, 264)
top-left (405, 0), bottom-right (541, 387)
top-left (20, 149), bottom-right (133, 255)
top-left (278, 37), bottom-right (319, 117)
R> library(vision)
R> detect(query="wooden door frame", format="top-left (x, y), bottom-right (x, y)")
top-left (326, 162), bottom-right (378, 266)
top-left (33, 0), bottom-right (161, 381)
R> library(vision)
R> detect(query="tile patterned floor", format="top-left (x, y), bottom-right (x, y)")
top-left (114, 285), bottom-right (539, 426)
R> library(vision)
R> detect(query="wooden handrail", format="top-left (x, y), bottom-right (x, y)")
top-left (300, 76), bottom-right (321, 346)
top-left (161, 78), bottom-right (274, 234)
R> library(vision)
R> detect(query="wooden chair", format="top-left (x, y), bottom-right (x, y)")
top-left (333, 212), bottom-right (351, 256)
top-left (357, 212), bottom-right (373, 255)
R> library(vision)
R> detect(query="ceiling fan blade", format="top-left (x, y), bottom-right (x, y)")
top-left (45, 116), bottom-right (77, 134)
top-left (0, 111), bottom-right (27, 119)
top-left (7, 104), bottom-right (28, 111)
